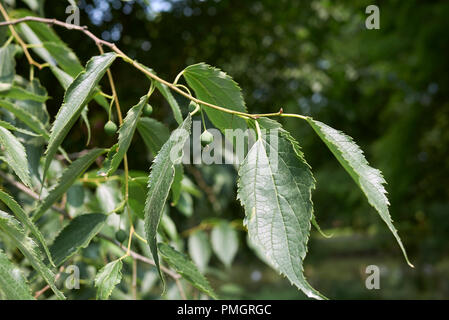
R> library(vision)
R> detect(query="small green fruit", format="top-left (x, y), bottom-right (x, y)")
top-left (104, 121), bottom-right (117, 136)
top-left (115, 230), bottom-right (127, 243)
top-left (188, 101), bottom-right (198, 112)
top-left (143, 104), bottom-right (153, 116)
top-left (201, 130), bottom-right (214, 147)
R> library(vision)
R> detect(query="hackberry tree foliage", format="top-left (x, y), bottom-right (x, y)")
top-left (0, 2), bottom-right (412, 300)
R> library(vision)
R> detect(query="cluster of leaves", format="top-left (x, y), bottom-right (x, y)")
top-left (0, 5), bottom-right (411, 300)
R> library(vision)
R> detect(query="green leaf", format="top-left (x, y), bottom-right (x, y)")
top-left (50, 213), bottom-right (107, 266)
top-left (0, 189), bottom-right (54, 266)
top-left (144, 114), bottom-right (192, 285)
top-left (0, 119), bottom-right (40, 136)
top-left (137, 117), bottom-right (170, 157)
top-left (158, 243), bottom-right (217, 299)
top-left (98, 95), bottom-right (148, 176)
top-left (127, 180), bottom-right (146, 219)
top-left (42, 42), bottom-right (83, 77)
top-left (0, 126), bottom-right (32, 187)
top-left (306, 118), bottom-right (413, 267)
top-left (0, 45), bottom-right (15, 92)
top-left (237, 118), bottom-right (324, 299)
top-left (136, 63), bottom-right (183, 125)
top-left (211, 222), bottom-right (238, 268)
top-left (0, 211), bottom-right (65, 299)
top-left (171, 164), bottom-right (183, 206)
top-left (188, 230), bottom-right (211, 273)
top-left (0, 85), bottom-right (48, 102)
top-left (0, 99), bottom-right (49, 138)
top-left (43, 53), bottom-right (116, 181)
top-left (0, 249), bottom-right (34, 300)
top-left (183, 63), bottom-right (247, 132)
top-left (34, 148), bottom-right (107, 221)
top-left (95, 259), bottom-right (123, 300)
top-left (154, 81), bottom-right (183, 125)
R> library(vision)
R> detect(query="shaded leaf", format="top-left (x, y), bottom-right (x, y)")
top-left (137, 117), bottom-right (170, 157)
top-left (50, 213), bottom-right (107, 266)
top-left (34, 148), bottom-right (107, 221)
top-left (0, 85), bottom-right (48, 102)
top-left (188, 230), bottom-right (211, 273)
top-left (0, 189), bottom-right (54, 266)
top-left (211, 222), bottom-right (238, 268)
top-left (0, 211), bottom-right (65, 299)
top-left (158, 243), bottom-right (217, 299)
top-left (0, 45), bottom-right (15, 92)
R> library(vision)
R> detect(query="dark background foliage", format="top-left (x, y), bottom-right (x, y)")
top-left (10, 0), bottom-right (449, 299)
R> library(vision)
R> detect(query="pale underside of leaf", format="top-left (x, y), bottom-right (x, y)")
top-left (144, 114), bottom-right (192, 287)
top-left (0, 189), bottom-right (55, 267)
top-left (0, 126), bottom-right (32, 187)
top-left (237, 123), bottom-right (324, 299)
top-left (0, 249), bottom-right (34, 300)
top-left (95, 259), bottom-right (123, 300)
top-left (306, 118), bottom-right (413, 267)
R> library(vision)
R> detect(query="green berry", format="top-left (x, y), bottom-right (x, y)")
top-left (115, 230), bottom-right (127, 243)
top-left (188, 101), bottom-right (198, 112)
top-left (143, 104), bottom-right (153, 116)
top-left (104, 121), bottom-right (117, 136)
top-left (200, 130), bottom-right (214, 147)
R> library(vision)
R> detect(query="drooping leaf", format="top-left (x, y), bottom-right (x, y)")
top-left (211, 222), bottom-right (239, 268)
top-left (42, 42), bottom-right (83, 77)
top-left (137, 117), bottom-right (170, 157)
top-left (0, 211), bottom-right (65, 299)
top-left (34, 148), bottom-right (107, 221)
top-left (144, 114), bottom-right (192, 285)
top-left (0, 249), bottom-right (34, 300)
top-left (306, 118), bottom-right (413, 267)
top-left (237, 118), bottom-right (324, 300)
top-left (15, 78), bottom-right (50, 125)
top-left (0, 126), bottom-right (32, 187)
top-left (50, 213), bottom-right (107, 267)
top-left (158, 243), bottom-right (217, 299)
top-left (188, 230), bottom-right (211, 273)
top-left (0, 45), bottom-right (15, 92)
top-left (0, 190), bottom-right (54, 266)
top-left (43, 53), bottom-right (116, 181)
top-left (95, 259), bottom-right (123, 300)
top-left (136, 63), bottom-right (183, 125)
top-left (98, 96), bottom-right (148, 176)
top-left (154, 81), bottom-right (183, 125)
top-left (183, 63), bottom-right (247, 132)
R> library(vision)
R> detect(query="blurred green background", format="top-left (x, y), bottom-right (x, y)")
top-left (12, 0), bottom-right (449, 299)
